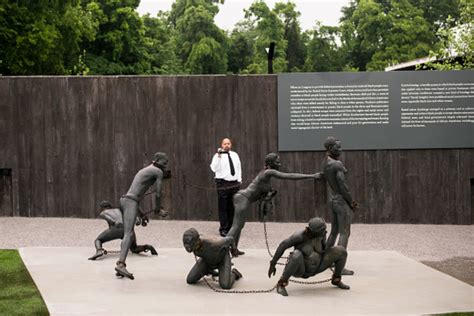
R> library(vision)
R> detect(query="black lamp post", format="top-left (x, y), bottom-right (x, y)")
top-left (265, 42), bottom-right (275, 74)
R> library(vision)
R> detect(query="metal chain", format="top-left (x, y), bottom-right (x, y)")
top-left (103, 249), bottom-right (154, 255)
top-left (104, 250), bottom-right (120, 254)
top-left (201, 275), bottom-right (277, 294)
top-left (193, 255), bottom-right (278, 294)
top-left (182, 182), bottom-right (217, 191)
top-left (143, 179), bottom-right (252, 193)
top-left (142, 182), bottom-right (217, 196)
top-left (183, 180), bottom-right (250, 192)
top-left (263, 220), bottom-right (287, 265)
top-left (289, 278), bottom-right (332, 284)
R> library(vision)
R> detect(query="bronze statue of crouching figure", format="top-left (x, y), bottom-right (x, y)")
top-left (268, 217), bottom-right (350, 296)
top-left (88, 200), bottom-right (159, 261)
top-left (183, 228), bottom-right (242, 290)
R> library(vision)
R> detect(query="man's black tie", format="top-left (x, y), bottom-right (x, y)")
top-left (223, 152), bottom-right (235, 176)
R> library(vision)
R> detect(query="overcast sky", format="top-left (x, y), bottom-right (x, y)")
top-left (137, 0), bottom-right (351, 31)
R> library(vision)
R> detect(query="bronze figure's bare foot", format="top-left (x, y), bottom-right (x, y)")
top-left (232, 268), bottom-right (243, 280)
top-left (332, 275), bottom-right (350, 290)
top-left (341, 268), bottom-right (354, 275)
top-left (276, 281), bottom-right (289, 296)
top-left (88, 249), bottom-right (106, 260)
top-left (231, 248), bottom-right (245, 257)
top-left (115, 261), bottom-right (134, 280)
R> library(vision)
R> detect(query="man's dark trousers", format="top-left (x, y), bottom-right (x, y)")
top-left (216, 179), bottom-right (240, 236)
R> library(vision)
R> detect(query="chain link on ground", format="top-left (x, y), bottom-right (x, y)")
top-left (194, 254), bottom-right (278, 294)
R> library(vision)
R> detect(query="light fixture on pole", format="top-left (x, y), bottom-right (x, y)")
top-left (266, 42), bottom-right (275, 74)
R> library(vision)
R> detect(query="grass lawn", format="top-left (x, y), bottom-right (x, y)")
top-left (0, 249), bottom-right (49, 316)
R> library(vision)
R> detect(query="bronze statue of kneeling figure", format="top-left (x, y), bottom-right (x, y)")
top-left (88, 200), bottom-right (164, 261)
top-left (183, 228), bottom-right (242, 290)
top-left (268, 217), bottom-right (350, 296)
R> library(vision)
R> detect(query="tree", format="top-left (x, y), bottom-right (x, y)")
top-left (82, 0), bottom-right (151, 74)
top-left (366, 0), bottom-right (433, 70)
top-left (174, 1), bottom-right (228, 74)
top-left (339, 0), bottom-right (387, 70)
top-left (142, 12), bottom-right (181, 74)
top-left (227, 26), bottom-right (255, 73)
top-left (241, 1), bottom-right (287, 73)
top-left (305, 24), bottom-right (345, 72)
top-left (169, 0), bottom-right (224, 26)
top-left (186, 37), bottom-right (227, 73)
top-left (0, 0), bottom-right (98, 75)
top-left (424, 0), bottom-right (473, 70)
top-left (340, 0), bottom-right (435, 71)
top-left (410, 0), bottom-right (460, 33)
top-left (274, 1), bottom-right (306, 72)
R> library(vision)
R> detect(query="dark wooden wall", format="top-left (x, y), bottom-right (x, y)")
top-left (0, 76), bottom-right (472, 224)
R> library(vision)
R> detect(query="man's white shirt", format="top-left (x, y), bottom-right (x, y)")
top-left (210, 150), bottom-right (242, 182)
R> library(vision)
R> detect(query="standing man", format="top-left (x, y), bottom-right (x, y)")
top-left (210, 138), bottom-right (242, 238)
top-left (322, 137), bottom-right (358, 275)
top-left (115, 152), bottom-right (170, 280)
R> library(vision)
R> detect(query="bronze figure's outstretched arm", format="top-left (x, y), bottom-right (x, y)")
top-left (265, 169), bottom-right (317, 181)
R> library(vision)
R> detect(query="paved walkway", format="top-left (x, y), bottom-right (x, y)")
top-left (3, 217), bottom-right (473, 314)
top-left (19, 247), bottom-right (474, 315)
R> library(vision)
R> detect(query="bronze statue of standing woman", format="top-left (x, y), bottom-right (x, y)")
top-left (226, 153), bottom-right (321, 256)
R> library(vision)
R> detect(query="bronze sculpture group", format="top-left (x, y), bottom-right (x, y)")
top-left (89, 137), bottom-right (357, 296)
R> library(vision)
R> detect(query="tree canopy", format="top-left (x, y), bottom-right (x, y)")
top-left (0, 0), bottom-right (470, 75)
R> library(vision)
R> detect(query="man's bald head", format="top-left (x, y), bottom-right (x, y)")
top-left (221, 138), bottom-right (232, 151)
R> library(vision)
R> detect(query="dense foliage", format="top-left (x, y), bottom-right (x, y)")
top-left (0, 0), bottom-right (470, 75)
